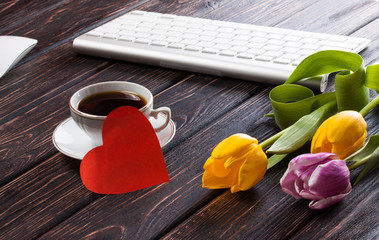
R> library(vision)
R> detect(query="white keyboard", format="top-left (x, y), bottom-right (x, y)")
top-left (73, 10), bottom-right (370, 89)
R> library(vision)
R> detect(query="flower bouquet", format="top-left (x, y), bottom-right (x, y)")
top-left (202, 50), bottom-right (379, 210)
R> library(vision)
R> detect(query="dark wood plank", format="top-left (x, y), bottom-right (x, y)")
top-left (290, 175), bottom-right (378, 240)
top-left (0, 0), bottom-right (377, 239)
top-left (161, 165), bottom-right (378, 240)
top-left (0, 0), bottom-right (148, 49)
top-left (37, 85), bottom-right (273, 240)
top-left (156, 0), bottom-right (379, 238)
top-left (0, 0), bottom-right (257, 185)
top-left (0, 0), bottom-right (67, 31)
top-left (0, 75), bottom-right (263, 239)
top-left (0, 154), bottom-right (96, 240)
top-left (0, 0), bottom-right (250, 188)
top-left (354, 18), bottom-right (379, 65)
top-left (0, 42), bottom-right (190, 186)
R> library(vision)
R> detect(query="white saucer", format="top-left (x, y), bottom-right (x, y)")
top-left (52, 113), bottom-right (176, 160)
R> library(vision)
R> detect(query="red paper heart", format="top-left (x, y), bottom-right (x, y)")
top-left (80, 106), bottom-right (169, 194)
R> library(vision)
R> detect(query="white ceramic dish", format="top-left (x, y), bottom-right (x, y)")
top-left (52, 113), bottom-right (175, 160)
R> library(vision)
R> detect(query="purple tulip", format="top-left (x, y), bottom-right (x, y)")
top-left (280, 152), bottom-right (351, 210)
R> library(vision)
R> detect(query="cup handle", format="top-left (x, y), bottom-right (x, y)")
top-left (150, 107), bottom-right (171, 132)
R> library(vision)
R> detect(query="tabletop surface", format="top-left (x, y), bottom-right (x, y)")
top-left (1, 0), bottom-right (378, 239)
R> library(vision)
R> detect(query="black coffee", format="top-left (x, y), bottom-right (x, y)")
top-left (78, 91), bottom-right (147, 116)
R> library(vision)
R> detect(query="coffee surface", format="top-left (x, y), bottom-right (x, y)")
top-left (78, 91), bottom-right (147, 116)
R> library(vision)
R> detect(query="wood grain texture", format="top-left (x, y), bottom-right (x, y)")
top-left (38, 86), bottom-right (275, 240)
top-left (0, 76), bottom-right (264, 239)
top-left (0, 46), bottom-right (188, 185)
top-left (0, 0), bottom-right (378, 239)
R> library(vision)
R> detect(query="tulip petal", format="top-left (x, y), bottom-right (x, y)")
top-left (280, 169), bottom-right (301, 199)
top-left (234, 145), bottom-right (267, 193)
top-left (212, 134), bottom-right (257, 159)
top-left (291, 153), bottom-right (336, 169)
top-left (308, 160), bottom-right (350, 197)
top-left (311, 124), bottom-right (332, 153)
top-left (202, 168), bottom-right (235, 189)
top-left (203, 157), bottom-right (230, 178)
top-left (311, 111), bottom-right (367, 159)
top-left (308, 184), bottom-right (352, 210)
top-left (327, 111), bottom-right (366, 145)
top-left (299, 189), bottom-right (324, 200)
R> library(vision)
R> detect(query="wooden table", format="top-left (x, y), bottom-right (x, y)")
top-left (1, 0), bottom-right (378, 239)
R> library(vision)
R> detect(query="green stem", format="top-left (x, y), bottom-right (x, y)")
top-left (360, 95), bottom-right (379, 117)
top-left (260, 127), bottom-right (288, 149)
top-left (348, 154), bottom-right (371, 170)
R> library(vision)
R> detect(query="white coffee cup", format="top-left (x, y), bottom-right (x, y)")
top-left (69, 81), bottom-right (171, 144)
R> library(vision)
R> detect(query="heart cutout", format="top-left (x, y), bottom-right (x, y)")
top-left (80, 106), bottom-right (169, 194)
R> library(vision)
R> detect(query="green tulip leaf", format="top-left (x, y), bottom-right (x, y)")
top-left (283, 50), bottom-right (369, 112)
top-left (334, 67), bottom-right (369, 111)
top-left (366, 64), bottom-right (379, 93)
top-left (285, 50), bottom-right (363, 84)
top-left (267, 154), bottom-right (287, 169)
top-left (345, 135), bottom-right (379, 163)
top-left (354, 146), bottom-right (379, 186)
top-left (269, 84), bottom-right (335, 129)
top-left (345, 135), bottom-right (379, 186)
top-left (267, 101), bottom-right (337, 154)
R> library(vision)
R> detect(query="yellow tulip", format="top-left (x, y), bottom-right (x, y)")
top-left (202, 133), bottom-right (268, 193)
top-left (311, 110), bottom-right (367, 159)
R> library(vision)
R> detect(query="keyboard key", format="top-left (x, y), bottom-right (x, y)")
top-left (184, 45), bottom-right (201, 51)
top-left (235, 35), bottom-right (251, 41)
top-left (282, 53), bottom-right (301, 60)
top-left (135, 32), bottom-right (150, 38)
top-left (198, 41), bottom-right (214, 47)
top-left (214, 38), bottom-right (231, 44)
top-left (218, 27), bottom-right (234, 32)
top-left (267, 39), bottom-right (285, 45)
top-left (284, 41), bottom-right (302, 47)
top-left (218, 32), bottom-right (235, 38)
top-left (256, 56), bottom-right (273, 62)
top-left (168, 43), bottom-right (185, 49)
top-left (87, 31), bottom-right (103, 37)
top-left (150, 34), bottom-right (166, 40)
top-left (250, 31), bottom-right (267, 37)
top-left (234, 29), bottom-right (250, 35)
top-left (187, 28), bottom-right (202, 34)
top-left (151, 40), bottom-right (167, 46)
top-left (282, 47), bottom-right (298, 53)
top-left (134, 38), bottom-right (151, 44)
top-left (274, 58), bottom-right (292, 64)
top-left (301, 37), bottom-right (319, 44)
top-left (265, 51), bottom-right (283, 57)
top-left (103, 33), bottom-right (118, 39)
top-left (187, 23), bottom-right (203, 28)
top-left (247, 48), bottom-right (265, 55)
top-left (181, 39), bottom-right (199, 45)
top-left (214, 43), bottom-right (232, 50)
top-left (230, 46), bottom-right (248, 52)
top-left (219, 50), bottom-right (237, 56)
top-left (267, 33), bottom-right (284, 39)
top-left (302, 44), bottom-right (319, 50)
top-left (182, 33), bottom-right (199, 39)
top-left (237, 53), bottom-right (254, 59)
top-left (283, 35), bottom-right (301, 41)
top-left (118, 36), bottom-right (134, 42)
top-left (264, 44), bottom-right (281, 51)
top-left (202, 48), bottom-right (218, 54)
top-left (198, 35), bottom-right (215, 41)
top-left (230, 40), bottom-right (248, 46)
top-left (251, 37), bottom-right (267, 43)
top-left (166, 36), bottom-right (182, 43)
